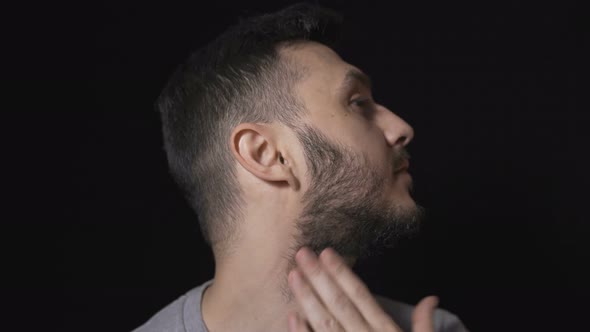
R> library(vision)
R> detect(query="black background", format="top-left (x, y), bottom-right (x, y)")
top-left (38, 0), bottom-right (587, 331)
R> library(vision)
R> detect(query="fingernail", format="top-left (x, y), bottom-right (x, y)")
top-left (320, 247), bottom-right (333, 260)
top-left (297, 247), bottom-right (315, 263)
top-left (432, 296), bottom-right (439, 307)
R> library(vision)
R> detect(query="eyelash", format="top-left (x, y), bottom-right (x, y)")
top-left (350, 97), bottom-right (372, 110)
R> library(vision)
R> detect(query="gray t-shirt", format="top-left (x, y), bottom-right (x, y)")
top-left (133, 279), bottom-right (469, 332)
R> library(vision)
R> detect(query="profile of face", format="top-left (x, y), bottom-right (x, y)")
top-left (287, 42), bottom-right (425, 263)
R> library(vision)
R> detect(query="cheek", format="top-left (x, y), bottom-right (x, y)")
top-left (346, 119), bottom-right (380, 145)
top-left (355, 129), bottom-right (386, 157)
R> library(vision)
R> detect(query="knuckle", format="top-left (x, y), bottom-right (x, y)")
top-left (293, 280), bottom-right (310, 298)
top-left (331, 260), bottom-right (347, 275)
top-left (320, 317), bottom-right (339, 331)
top-left (310, 263), bottom-right (323, 277)
top-left (298, 283), bottom-right (312, 297)
top-left (332, 291), bottom-right (351, 311)
top-left (353, 283), bottom-right (370, 301)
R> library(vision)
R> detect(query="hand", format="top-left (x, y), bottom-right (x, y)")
top-left (287, 247), bottom-right (439, 332)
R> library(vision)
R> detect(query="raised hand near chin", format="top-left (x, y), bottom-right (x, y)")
top-left (288, 247), bottom-right (439, 332)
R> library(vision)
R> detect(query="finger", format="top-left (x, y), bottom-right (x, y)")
top-left (289, 268), bottom-right (344, 332)
top-left (412, 296), bottom-right (439, 332)
top-left (295, 247), bottom-right (370, 331)
top-left (319, 248), bottom-right (403, 331)
top-left (288, 311), bottom-right (311, 332)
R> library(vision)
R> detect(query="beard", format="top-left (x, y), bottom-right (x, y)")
top-left (290, 123), bottom-right (425, 263)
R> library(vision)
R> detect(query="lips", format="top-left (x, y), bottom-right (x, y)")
top-left (394, 159), bottom-right (410, 173)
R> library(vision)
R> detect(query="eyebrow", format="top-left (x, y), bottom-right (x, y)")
top-left (339, 68), bottom-right (373, 94)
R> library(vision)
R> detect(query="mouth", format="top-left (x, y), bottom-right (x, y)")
top-left (394, 159), bottom-right (410, 174)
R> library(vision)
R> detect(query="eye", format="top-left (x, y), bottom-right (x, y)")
top-left (349, 97), bottom-right (374, 113)
top-left (351, 98), bottom-right (369, 107)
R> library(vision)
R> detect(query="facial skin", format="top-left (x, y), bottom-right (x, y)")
top-left (291, 121), bottom-right (423, 263)
top-left (201, 41), bottom-right (422, 332)
top-left (282, 41), bottom-right (424, 300)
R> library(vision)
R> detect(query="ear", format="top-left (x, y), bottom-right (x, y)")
top-left (229, 123), bottom-right (300, 190)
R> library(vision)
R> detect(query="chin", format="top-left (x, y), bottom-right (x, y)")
top-left (400, 198), bottom-right (417, 210)
top-left (391, 191), bottom-right (416, 208)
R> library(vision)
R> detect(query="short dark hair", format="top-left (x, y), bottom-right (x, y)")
top-left (156, 3), bottom-right (343, 255)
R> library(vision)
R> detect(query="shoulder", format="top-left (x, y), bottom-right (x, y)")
top-left (131, 280), bottom-right (213, 332)
top-left (133, 295), bottom-right (186, 332)
top-left (131, 293), bottom-right (188, 332)
top-left (374, 294), bottom-right (470, 332)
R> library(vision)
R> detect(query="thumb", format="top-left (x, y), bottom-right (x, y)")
top-left (411, 295), bottom-right (439, 332)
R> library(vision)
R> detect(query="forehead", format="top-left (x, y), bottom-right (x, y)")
top-left (280, 41), bottom-right (369, 122)
top-left (279, 42), bottom-right (376, 149)
top-left (281, 41), bottom-right (351, 87)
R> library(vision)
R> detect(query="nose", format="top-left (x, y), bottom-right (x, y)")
top-left (376, 104), bottom-right (415, 148)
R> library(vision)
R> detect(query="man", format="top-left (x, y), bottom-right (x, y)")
top-left (135, 3), bottom-right (469, 332)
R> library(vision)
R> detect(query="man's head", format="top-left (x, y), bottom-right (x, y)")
top-left (157, 3), bottom-right (424, 264)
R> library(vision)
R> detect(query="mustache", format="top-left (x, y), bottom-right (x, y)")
top-left (393, 148), bottom-right (410, 170)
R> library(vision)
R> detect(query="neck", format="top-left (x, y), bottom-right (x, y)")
top-left (201, 241), bottom-right (302, 332)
